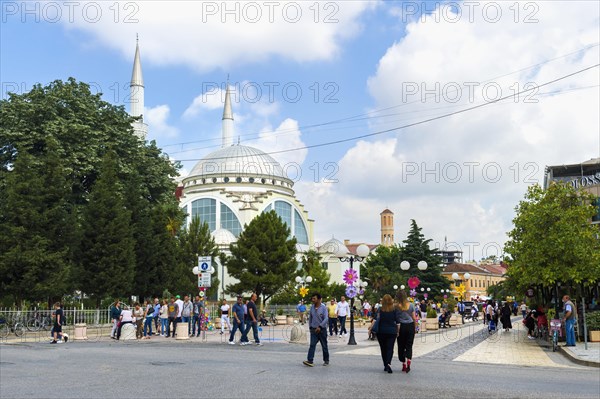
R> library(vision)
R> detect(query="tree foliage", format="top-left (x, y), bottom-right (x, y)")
top-left (0, 79), bottom-right (182, 306)
top-left (504, 183), bottom-right (600, 292)
top-left (361, 220), bottom-right (449, 302)
top-left (226, 211), bottom-right (297, 303)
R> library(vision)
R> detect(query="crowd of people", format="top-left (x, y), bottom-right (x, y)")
top-left (108, 294), bottom-right (263, 346)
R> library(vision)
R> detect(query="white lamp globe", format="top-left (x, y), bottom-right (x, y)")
top-left (393, 285), bottom-right (398, 290)
top-left (417, 261), bottom-right (428, 271)
top-left (464, 272), bottom-right (471, 280)
top-left (192, 266), bottom-right (199, 275)
top-left (306, 276), bottom-right (313, 283)
top-left (400, 285), bottom-right (405, 290)
top-left (400, 261), bottom-right (410, 271)
top-left (295, 276), bottom-right (302, 283)
top-left (420, 288), bottom-right (425, 292)
top-left (356, 244), bottom-right (370, 258)
top-left (427, 287), bottom-right (431, 292)
top-left (363, 281), bottom-right (368, 287)
top-left (452, 272), bottom-right (459, 280)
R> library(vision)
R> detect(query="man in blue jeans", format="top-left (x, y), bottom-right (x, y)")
top-left (562, 295), bottom-right (576, 347)
top-left (241, 293), bottom-right (262, 346)
top-left (229, 296), bottom-right (245, 345)
top-left (303, 292), bottom-right (329, 367)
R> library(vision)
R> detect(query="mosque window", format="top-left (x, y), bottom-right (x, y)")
top-left (212, 178), bottom-right (217, 183)
top-left (264, 204), bottom-right (272, 212)
top-left (224, 177), bottom-right (229, 183)
top-left (202, 178), bottom-right (206, 184)
top-left (321, 262), bottom-right (328, 270)
top-left (294, 210), bottom-right (309, 245)
top-left (249, 177), bottom-right (255, 183)
top-left (191, 198), bottom-right (216, 231)
top-left (220, 203), bottom-right (242, 237)
top-left (274, 201), bottom-right (292, 228)
top-left (182, 205), bottom-right (188, 228)
top-left (236, 177), bottom-right (242, 183)
top-left (261, 178), bottom-right (266, 184)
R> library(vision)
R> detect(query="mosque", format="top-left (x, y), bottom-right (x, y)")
top-left (127, 41), bottom-right (315, 298)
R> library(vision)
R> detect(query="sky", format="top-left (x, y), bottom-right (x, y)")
top-left (2, 0), bottom-right (599, 261)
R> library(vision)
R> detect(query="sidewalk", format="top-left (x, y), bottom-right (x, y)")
top-left (560, 342), bottom-right (600, 368)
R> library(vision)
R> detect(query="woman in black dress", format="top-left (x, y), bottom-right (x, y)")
top-left (500, 302), bottom-right (513, 331)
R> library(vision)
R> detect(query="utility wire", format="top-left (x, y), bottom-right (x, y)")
top-left (172, 64), bottom-right (599, 162)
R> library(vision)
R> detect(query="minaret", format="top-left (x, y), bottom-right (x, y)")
top-left (130, 35), bottom-right (147, 140)
top-left (222, 80), bottom-right (234, 147)
top-left (380, 209), bottom-right (394, 246)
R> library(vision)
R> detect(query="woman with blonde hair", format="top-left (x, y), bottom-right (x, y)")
top-left (396, 289), bottom-right (417, 373)
top-left (375, 294), bottom-right (401, 373)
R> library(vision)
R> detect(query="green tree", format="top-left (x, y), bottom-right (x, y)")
top-left (175, 217), bottom-right (219, 297)
top-left (78, 151), bottom-right (135, 305)
top-left (226, 211), bottom-right (297, 304)
top-left (504, 183), bottom-right (600, 296)
top-left (0, 139), bottom-right (74, 305)
top-left (0, 79), bottom-right (181, 304)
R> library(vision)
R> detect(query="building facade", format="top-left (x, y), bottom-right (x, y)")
top-left (442, 262), bottom-right (507, 301)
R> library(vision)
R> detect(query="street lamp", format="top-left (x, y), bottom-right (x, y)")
top-left (295, 275), bottom-right (313, 297)
top-left (335, 243), bottom-right (370, 345)
top-left (400, 260), bottom-right (428, 271)
top-left (452, 272), bottom-right (471, 323)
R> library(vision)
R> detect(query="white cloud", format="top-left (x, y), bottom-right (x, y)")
top-left (62, 1), bottom-right (378, 71)
top-left (299, 1), bottom-right (600, 259)
top-left (250, 118), bottom-right (308, 167)
top-left (183, 88), bottom-right (226, 119)
top-left (145, 104), bottom-right (179, 139)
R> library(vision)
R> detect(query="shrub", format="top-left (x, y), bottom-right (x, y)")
top-left (585, 311), bottom-right (600, 331)
top-left (277, 308), bottom-right (284, 316)
top-left (426, 308), bottom-right (438, 318)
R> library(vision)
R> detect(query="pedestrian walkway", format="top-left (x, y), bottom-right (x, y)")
top-left (561, 342), bottom-right (600, 367)
top-left (454, 325), bottom-right (570, 368)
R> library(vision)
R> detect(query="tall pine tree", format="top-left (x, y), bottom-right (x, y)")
top-left (226, 210), bottom-right (297, 304)
top-left (79, 151), bottom-right (135, 305)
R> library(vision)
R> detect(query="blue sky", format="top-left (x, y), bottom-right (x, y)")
top-left (2, 1), bottom-right (599, 259)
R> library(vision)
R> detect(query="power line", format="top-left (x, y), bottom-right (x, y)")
top-left (172, 64), bottom-right (599, 162)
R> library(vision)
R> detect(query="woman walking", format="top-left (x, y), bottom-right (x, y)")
top-left (375, 294), bottom-right (400, 373)
top-left (159, 299), bottom-right (168, 336)
top-left (500, 302), bottom-right (513, 332)
top-left (396, 290), bottom-right (417, 373)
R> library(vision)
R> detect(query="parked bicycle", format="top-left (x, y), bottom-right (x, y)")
top-left (26, 309), bottom-right (52, 332)
top-left (550, 319), bottom-right (562, 352)
top-left (0, 313), bottom-right (25, 338)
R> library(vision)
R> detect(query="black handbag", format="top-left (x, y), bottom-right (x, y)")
top-left (372, 312), bottom-right (381, 333)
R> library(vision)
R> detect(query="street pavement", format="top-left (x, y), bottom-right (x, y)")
top-left (1, 320), bottom-right (599, 398)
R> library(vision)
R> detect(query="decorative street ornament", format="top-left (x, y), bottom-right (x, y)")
top-left (299, 287), bottom-right (309, 297)
top-left (424, 293), bottom-right (428, 299)
top-left (343, 269), bottom-right (358, 285)
top-left (456, 284), bottom-right (466, 296)
top-left (345, 285), bottom-right (358, 298)
top-left (443, 294), bottom-right (448, 299)
top-left (359, 289), bottom-right (365, 296)
top-left (408, 276), bottom-right (421, 289)
top-left (409, 289), bottom-right (417, 297)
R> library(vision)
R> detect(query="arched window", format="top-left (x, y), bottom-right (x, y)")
top-left (221, 203), bottom-right (242, 237)
top-left (191, 198), bottom-right (216, 231)
top-left (274, 201), bottom-right (292, 228)
top-left (294, 210), bottom-right (309, 245)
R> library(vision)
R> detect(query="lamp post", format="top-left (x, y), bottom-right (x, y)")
top-left (452, 272), bottom-right (471, 323)
top-left (295, 275), bottom-right (313, 296)
top-left (336, 243), bottom-right (370, 345)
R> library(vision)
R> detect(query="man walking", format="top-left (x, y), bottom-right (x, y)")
top-left (229, 296), bottom-right (244, 345)
top-left (242, 293), bottom-right (262, 346)
top-left (181, 295), bottom-right (193, 335)
top-left (327, 298), bottom-right (338, 336)
top-left (336, 296), bottom-right (350, 337)
top-left (192, 295), bottom-right (203, 337)
top-left (562, 295), bottom-right (576, 347)
top-left (303, 292), bottom-right (329, 367)
top-left (175, 295), bottom-right (184, 323)
top-left (297, 300), bottom-right (307, 325)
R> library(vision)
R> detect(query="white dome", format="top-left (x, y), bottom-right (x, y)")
top-left (188, 145), bottom-right (287, 180)
top-left (318, 238), bottom-right (349, 255)
top-left (211, 228), bottom-right (237, 246)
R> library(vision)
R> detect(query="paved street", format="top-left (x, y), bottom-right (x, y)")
top-left (1, 321), bottom-right (599, 398)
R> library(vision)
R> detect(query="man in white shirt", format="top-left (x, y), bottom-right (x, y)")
top-left (362, 300), bottom-right (371, 318)
top-left (117, 307), bottom-right (133, 340)
top-left (336, 296), bottom-right (350, 337)
top-left (175, 295), bottom-right (184, 322)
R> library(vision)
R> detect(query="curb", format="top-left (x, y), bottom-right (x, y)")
top-left (558, 346), bottom-right (600, 368)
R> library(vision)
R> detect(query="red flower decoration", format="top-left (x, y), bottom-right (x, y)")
top-left (407, 276), bottom-right (421, 289)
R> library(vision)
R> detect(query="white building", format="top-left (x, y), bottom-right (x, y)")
top-left (128, 41), bottom-right (314, 299)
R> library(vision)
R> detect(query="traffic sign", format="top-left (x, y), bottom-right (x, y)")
top-left (198, 273), bottom-right (211, 288)
top-left (199, 256), bottom-right (211, 272)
